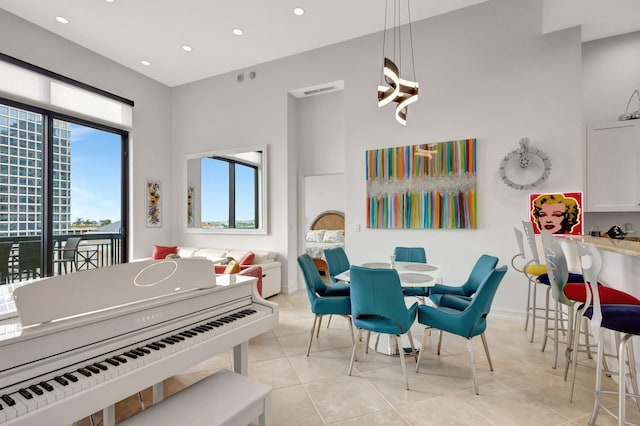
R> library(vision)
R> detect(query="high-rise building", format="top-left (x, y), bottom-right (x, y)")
top-left (0, 104), bottom-right (71, 237)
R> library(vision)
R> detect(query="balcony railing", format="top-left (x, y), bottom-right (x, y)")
top-left (0, 233), bottom-right (123, 283)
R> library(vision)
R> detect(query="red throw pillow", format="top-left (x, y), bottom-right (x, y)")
top-left (239, 251), bottom-right (255, 265)
top-left (152, 245), bottom-right (177, 260)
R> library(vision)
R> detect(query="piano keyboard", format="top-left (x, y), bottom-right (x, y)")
top-left (0, 304), bottom-right (270, 424)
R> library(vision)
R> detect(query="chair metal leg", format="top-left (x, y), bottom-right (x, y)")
top-left (437, 330), bottom-right (444, 356)
top-left (569, 308), bottom-right (582, 403)
top-left (530, 278), bottom-right (538, 343)
top-left (365, 330), bottom-right (371, 354)
top-left (588, 328), bottom-right (606, 426)
top-left (348, 329), bottom-right (362, 376)
top-left (416, 327), bottom-right (429, 373)
top-left (563, 305), bottom-right (575, 381)
top-left (466, 339), bottom-right (479, 395)
top-left (347, 316), bottom-right (356, 362)
top-left (407, 330), bottom-right (418, 363)
top-left (397, 335), bottom-right (409, 390)
top-left (619, 333), bottom-right (634, 426)
top-left (326, 314), bottom-right (333, 329)
top-left (480, 333), bottom-right (493, 371)
top-left (307, 315), bottom-right (319, 356)
top-left (316, 315), bottom-right (323, 338)
top-left (524, 279), bottom-right (532, 332)
top-left (541, 286), bottom-right (551, 350)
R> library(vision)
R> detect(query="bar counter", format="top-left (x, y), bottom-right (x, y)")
top-left (559, 235), bottom-right (640, 258)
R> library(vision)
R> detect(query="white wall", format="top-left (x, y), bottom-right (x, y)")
top-left (0, 0), bottom-right (591, 315)
top-left (171, 0), bottom-right (583, 313)
top-left (0, 9), bottom-right (173, 260)
top-left (582, 31), bottom-right (640, 235)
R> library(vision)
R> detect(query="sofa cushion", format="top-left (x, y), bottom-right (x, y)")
top-left (239, 251), bottom-right (255, 265)
top-left (251, 250), bottom-right (277, 264)
top-left (194, 248), bottom-right (228, 261)
top-left (224, 261), bottom-right (241, 274)
top-left (152, 245), bottom-right (177, 260)
top-left (177, 247), bottom-right (198, 257)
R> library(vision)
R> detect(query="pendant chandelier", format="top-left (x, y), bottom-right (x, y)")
top-left (377, 0), bottom-right (419, 126)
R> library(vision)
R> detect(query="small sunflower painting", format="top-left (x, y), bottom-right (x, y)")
top-left (146, 180), bottom-right (162, 227)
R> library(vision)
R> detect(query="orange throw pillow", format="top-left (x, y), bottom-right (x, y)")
top-left (223, 261), bottom-right (241, 274)
top-left (152, 245), bottom-right (177, 260)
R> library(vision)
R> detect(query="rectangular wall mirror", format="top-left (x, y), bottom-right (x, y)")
top-left (186, 145), bottom-right (267, 234)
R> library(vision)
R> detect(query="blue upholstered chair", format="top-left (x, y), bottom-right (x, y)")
top-left (428, 254), bottom-right (498, 355)
top-left (324, 247), bottom-right (351, 285)
top-left (429, 254), bottom-right (499, 306)
top-left (415, 266), bottom-right (507, 395)
top-left (393, 246), bottom-right (427, 263)
top-left (393, 246), bottom-right (429, 299)
top-left (347, 266), bottom-right (418, 390)
top-left (297, 254), bottom-right (354, 356)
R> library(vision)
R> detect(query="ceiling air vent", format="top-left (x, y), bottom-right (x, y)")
top-left (290, 80), bottom-right (344, 99)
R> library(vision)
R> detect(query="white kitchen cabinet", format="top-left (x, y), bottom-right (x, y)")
top-left (586, 120), bottom-right (640, 212)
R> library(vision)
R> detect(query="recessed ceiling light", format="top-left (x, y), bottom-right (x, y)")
top-left (141, 60), bottom-right (151, 66)
top-left (55, 16), bottom-right (69, 24)
top-left (182, 45), bottom-right (193, 52)
top-left (232, 28), bottom-right (243, 36)
top-left (105, 0), bottom-right (115, 2)
top-left (293, 7), bottom-right (305, 16)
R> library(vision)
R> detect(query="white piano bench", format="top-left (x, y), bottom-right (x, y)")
top-left (119, 369), bottom-right (272, 426)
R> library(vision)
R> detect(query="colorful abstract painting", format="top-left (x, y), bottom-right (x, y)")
top-left (529, 192), bottom-right (583, 235)
top-left (366, 139), bottom-right (477, 229)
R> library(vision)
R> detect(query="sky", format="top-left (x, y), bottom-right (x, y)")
top-left (69, 123), bottom-right (121, 223)
top-left (200, 157), bottom-right (256, 222)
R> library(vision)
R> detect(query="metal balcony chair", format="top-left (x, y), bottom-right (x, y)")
top-left (54, 237), bottom-right (81, 274)
top-left (0, 242), bottom-right (13, 284)
top-left (17, 241), bottom-right (41, 281)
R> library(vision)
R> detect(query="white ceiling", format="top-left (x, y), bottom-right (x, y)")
top-left (1, 0), bottom-right (639, 88)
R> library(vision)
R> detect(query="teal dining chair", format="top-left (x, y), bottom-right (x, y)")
top-left (297, 254), bottom-right (354, 356)
top-left (429, 254), bottom-right (498, 306)
top-left (415, 266), bottom-right (508, 395)
top-left (394, 246), bottom-right (429, 299)
top-left (347, 265), bottom-right (418, 390)
top-left (427, 254), bottom-right (498, 355)
top-left (324, 247), bottom-right (351, 285)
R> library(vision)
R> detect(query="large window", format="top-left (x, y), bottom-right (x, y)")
top-left (0, 100), bottom-right (128, 318)
top-left (201, 156), bottom-right (259, 229)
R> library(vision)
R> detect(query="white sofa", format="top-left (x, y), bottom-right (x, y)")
top-left (175, 247), bottom-right (281, 298)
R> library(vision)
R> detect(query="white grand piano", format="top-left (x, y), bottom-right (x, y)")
top-left (0, 258), bottom-right (278, 425)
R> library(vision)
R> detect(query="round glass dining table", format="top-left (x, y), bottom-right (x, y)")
top-left (333, 261), bottom-right (440, 356)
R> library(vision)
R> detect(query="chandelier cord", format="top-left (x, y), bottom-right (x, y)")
top-left (407, 0), bottom-right (416, 81)
top-left (380, 0), bottom-right (389, 86)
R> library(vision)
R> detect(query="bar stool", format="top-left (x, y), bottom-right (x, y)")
top-left (572, 243), bottom-right (640, 425)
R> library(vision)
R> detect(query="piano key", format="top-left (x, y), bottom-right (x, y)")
top-left (39, 382), bottom-right (54, 392)
top-left (36, 382), bottom-right (58, 404)
top-left (0, 302), bottom-right (273, 425)
top-left (85, 365), bottom-right (101, 374)
top-left (28, 384), bottom-right (44, 396)
top-left (1, 394), bottom-right (16, 407)
top-left (112, 355), bottom-right (128, 364)
top-left (18, 388), bottom-right (33, 400)
top-left (10, 392), bottom-right (32, 414)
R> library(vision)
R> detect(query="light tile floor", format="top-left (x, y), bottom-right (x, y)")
top-left (78, 290), bottom-right (640, 425)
